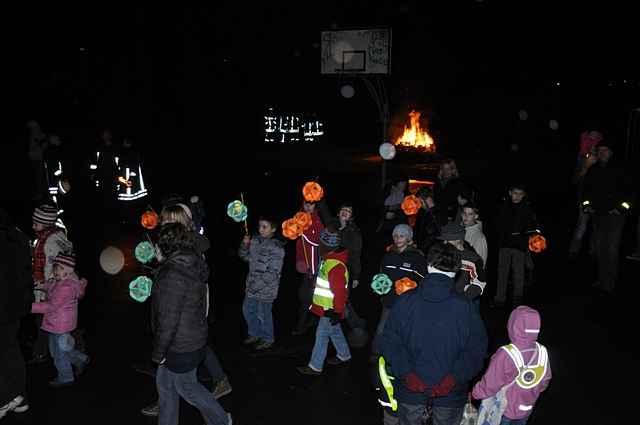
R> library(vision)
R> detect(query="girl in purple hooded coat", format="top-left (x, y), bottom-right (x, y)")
top-left (472, 306), bottom-right (552, 424)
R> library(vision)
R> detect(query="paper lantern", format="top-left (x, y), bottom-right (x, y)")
top-left (528, 234), bottom-right (547, 253)
top-left (340, 84), bottom-right (355, 98)
top-left (302, 182), bottom-right (324, 202)
top-left (379, 142), bottom-right (396, 160)
top-left (141, 211), bottom-right (158, 230)
top-left (395, 277), bottom-right (417, 295)
top-left (371, 273), bottom-right (393, 295)
top-left (129, 276), bottom-right (153, 303)
top-left (226, 200), bottom-right (248, 223)
top-left (99, 246), bottom-right (125, 275)
top-left (282, 218), bottom-right (303, 240)
top-left (134, 241), bottom-right (155, 264)
top-left (401, 195), bottom-right (421, 216)
top-left (293, 211), bottom-right (312, 231)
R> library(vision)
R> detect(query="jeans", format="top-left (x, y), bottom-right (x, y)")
top-left (0, 322), bottom-right (26, 406)
top-left (309, 317), bottom-right (351, 371)
top-left (242, 297), bottom-right (274, 343)
top-left (383, 403), bottom-right (464, 425)
top-left (495, 248), bottom-right (526, 304)
top-left (372, 307), bottom-right (391, 355)
top-left (203, 345), bottom-right (226, 384)
top-left (500, 416), bottom-right (528, 425)
top-left (569, 208), bottom-right (592, 254)
top-left (48, 332), bottom-right (88, 383)
top-left (592, 214), bottom-right (625, 292)
top-left (156, 365), bottom-right (229, 425)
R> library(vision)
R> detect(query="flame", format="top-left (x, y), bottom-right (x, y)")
top-left (394, 110), bottom-right (435, 152)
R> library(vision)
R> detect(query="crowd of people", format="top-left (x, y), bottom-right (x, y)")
top-left (2, 124), bottom-right (639, 425)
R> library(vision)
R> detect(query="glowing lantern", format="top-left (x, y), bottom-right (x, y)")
top-left (129, 276), bottom-right (153, 302)
top-left (134, 241), bottom-right (155, 264)
top-left (282, 218), bottom-right (303, 240)
top-left (141, 211), bottom-right (159, 230)
top-left (293, 211), bottom-right (312, 231)
top-left (528, 234), bottom-right (547, 253)
top-left (226, 200), bottom-right (248, 223)
top-left (401, 195), bottom-right (421, 216)
top-left (379, 142), bottom-right (396, 160)
top-left (302, 182), bottom-right (324, 202)
top-left (395, 277), bottom-right (417, 295)
top-left (371, 273), bottom-right (393, 295)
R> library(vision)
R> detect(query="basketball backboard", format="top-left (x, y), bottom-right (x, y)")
top-left (320, 28), bottom-right (391, 74)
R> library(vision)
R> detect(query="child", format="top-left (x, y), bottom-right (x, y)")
top-left (31, 253), bottom-right (89, 387)
top-left (472, 306), bottom-right (551, 425)
top-left (461, 203), bottom-right (488, 266)
top-left (238, 217), bottom-right (285, 350)
top-left (297, 227), bottom-right (351, 375)
top-left (494, 184), bottom-right (538, 307)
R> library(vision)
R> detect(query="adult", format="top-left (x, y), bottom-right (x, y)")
top-left (433, 159), bottom-right (467, 226)
top-left (381, 243), bottom-right (487, 425)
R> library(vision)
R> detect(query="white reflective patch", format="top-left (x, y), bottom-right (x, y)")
top-left (524, 329), bottom-right (540, 333)
top-left (90, 165), bottom-right (97, 170)
top-left (519, 405), bottom-right (533, 411)
top-left (314, 288), bottom-right (334, 298)
top-left (54, 169), bottom-right (62, 176)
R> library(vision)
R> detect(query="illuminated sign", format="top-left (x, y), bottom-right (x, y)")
top-left (264, 108), bottom-right (325, 143)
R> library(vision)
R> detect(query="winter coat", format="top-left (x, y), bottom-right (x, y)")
top-left (151, 250), bottom-right (209, 363)
top-left (339, 221), bottom-right (362, 282)
top-left (454, 242), bottom-right (486, 300)
top-left (310, 248), bottom-right (349, 318)
top-left (382, 272), bottom-right (488, 407)
top-left (414, 207), bottom-right (442, 255)
top-left (31, 274), bottom-right (87, 334)
top-left (472, 306), bottom-right (552, 420)
top-left (434, 177), bottom-right (467, 225)
top-left (0, 213), bottom-right (34, 324)
top-left (496, 200), bottom-right (538, 252)
top-left (582, 161), bottom-right (632, 215)
top-left (464, 221), bottom-right (487, 266)
top-left (380, 245), bottom-right (427, 308)
top-left (295, 211), bottom-right (324, 276)
top-left (238, 235), bottom-right (285, 302)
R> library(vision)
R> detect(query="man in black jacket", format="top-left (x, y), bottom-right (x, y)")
top-left (0, 208), bottom-right (33, 417)
top-left (582, 142), bottom-right (632, 292)
top-left (151, 224), bottom-right (231, 425)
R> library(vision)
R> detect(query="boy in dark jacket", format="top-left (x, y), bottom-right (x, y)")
top-left (239, 217), bottom-right (285, 350)
top-left (381, 243), bottom-right (487, 425)
top-left (494, 184), bottom-right (539, 307)
top-left (152, 224), bottom-right (231, 425)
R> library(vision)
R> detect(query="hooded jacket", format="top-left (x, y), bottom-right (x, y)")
top-left (464, 221), bottom-right (487, 266)
top-left (151, 250), bottom-right (209, 363)
top-left (382, 271), bottom-right (488, 407)
top-left (238, 235), bottom-right (285, 302)
top-left (31, 273), bottom-right (87, 334)
top-left (472, 306), bottom-right (552, 420)
top-left (380, 245), bottom-right (427, 308)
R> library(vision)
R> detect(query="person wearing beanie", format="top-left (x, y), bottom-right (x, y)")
top-left (297, 226), bottom-right (352, 375)
top-left (30, 204), bottom-right (72, 364)
top-left (581, 142), bottom-right (633, 293)
top-left (472, 306), bottom-right (551, 424)
top-left (31, 253), bottom-right (89, 387)
top-left (438, 222), bottom-right (487, 301)
top-left (372, 223), bottom-right (427, 356)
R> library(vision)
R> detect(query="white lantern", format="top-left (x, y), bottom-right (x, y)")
top-left (518, 110), bottom-right (528, 121)
top-left (379, 142), bottom-right (396, 160)
top-left (99, 246), bottom-right (125, 275)
top-left (340, 84), bottom-right (355, 99)
top-left (549, 120), bottom-right (559, 130)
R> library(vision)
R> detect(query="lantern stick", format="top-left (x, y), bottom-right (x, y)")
top-left (240, 193), bottom-right (249, 235)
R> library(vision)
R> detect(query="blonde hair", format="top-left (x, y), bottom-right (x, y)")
top-left (438, 158), bottom-right (459, 180)
top-left (160, 204), bottom-right (195, 230)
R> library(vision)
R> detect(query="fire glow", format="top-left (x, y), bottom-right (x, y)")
top-left (394, 110), bottom-right (435, 152)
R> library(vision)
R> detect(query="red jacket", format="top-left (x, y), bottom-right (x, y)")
top-left (310, 249), bottom-right (349, 318)
top-left (295, 211), bottom-right (324, 275)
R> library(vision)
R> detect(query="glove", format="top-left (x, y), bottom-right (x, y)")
top-left (352, 279), bottom-right (359, 289)
top-left (431, 374), bottom-right (456, 397)
top-left (325, 309), bottom-right (341, 326)
top-left (404, 372), bottom-right (428, 393)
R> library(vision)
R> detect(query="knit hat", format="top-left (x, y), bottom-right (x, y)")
top-left (437, 222), bottom-right (466, 241)
top-left (319, 228), bottom-right (341, 249)
top-left (32, 204), bottom-right (58, 226)
top-left (54, 253), bottom-right (76, 270)
top-left (175, 203), bottom-right (193, 219)
top-left (392, 224), bottom-right (413, 240)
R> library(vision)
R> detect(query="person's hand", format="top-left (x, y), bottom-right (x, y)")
top-left (385, 211), bottom-right (395, 220)
top-left (582, 205), bottom-right (594, 214)
top-left (325, 309), bottom-right (341, 326)
top-left (584, 153), bottom-right (598, 168)
top-left (352, 279), bottom-right (359, 289)
top-left (431, 374), bottom-right (456, 397)
top-left (404, 372), bottom-right (428, 393)
top-left (242, 235), bottom-right (251, 246)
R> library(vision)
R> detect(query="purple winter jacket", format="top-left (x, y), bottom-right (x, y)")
top-left (472, 306), bottom-right (552, 420)
top-left (31, 274), bottom-right (87, 334)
